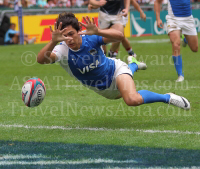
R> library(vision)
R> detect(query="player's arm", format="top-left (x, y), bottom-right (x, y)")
top-left (89, 0), bottom-right (107, 7)
top-left (88, 3), bottom-right (99, 10)
top-left (131, 0), bottom-right (146, 21)
top-left (98, 28), bottom-right (124, 43)
top-left (122, 0), bottom-right (130, 17)
top-left (154, 0), bottom-right (163, 28)
top-left (79, 16), bottom-right (124, 43)
top-left (37, 22), bottom-right (72, 64)
top-left (37, 40), bottom-right (58, 64)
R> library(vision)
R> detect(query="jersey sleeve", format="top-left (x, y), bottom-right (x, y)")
top-left (52, 42), bottom-right (68, 62)
top-left (96, 35), bottom-right (106, 46)
top-left (88, 35), bottom-right (106, 46)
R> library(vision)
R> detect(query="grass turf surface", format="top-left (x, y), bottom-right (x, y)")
top-left (0, 34), bottom-right (200, 168)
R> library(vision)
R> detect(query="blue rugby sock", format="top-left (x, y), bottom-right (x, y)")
top-left (138, 90), bottom-right (170, 104)
top-left (172, 55), bottom-right (184, 76)
top-left (184, 37), bottom-right (188, 44)
top-left (128, 63), bottom-right (138, 75)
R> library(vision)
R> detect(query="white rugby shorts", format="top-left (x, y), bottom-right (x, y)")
top-left (88, 58), bottom-right (132, 99)
top-left (166, 15), bottom-right (197, 35)
top-left (98, 11), bottom-right (125, 29)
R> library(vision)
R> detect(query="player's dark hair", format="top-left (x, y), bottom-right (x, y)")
top-left (57, 12), bottom-right (80, 32)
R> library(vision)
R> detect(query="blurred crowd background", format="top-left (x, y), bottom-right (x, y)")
top-left (1, 0), bottom-right (200, 9)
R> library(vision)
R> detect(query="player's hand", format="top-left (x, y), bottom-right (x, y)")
top-left (140, 11), bottom-right (146, 21)
top-left (49, 22), bottom-right (72, 43)
top-left (78, 16), bottom-right (98, 35)
top-left (88, 4), bottom-right (93, 10)
top-left (88, 4), bottom-right (99, 10)
top-left (157, 19), bottom-right (163, 29)
top-left (121, 8), bottom-right (129, 17)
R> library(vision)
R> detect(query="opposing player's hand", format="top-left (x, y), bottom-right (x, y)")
top-left (157, 19), bottom-right (163, 29)
top-left (78, 16), bottom-right (98, 35)
top-left (88, 4), bottom-right (93, 10)
top-left (49, 22), bottom-right (72, 43)
top-left (121, 8), bottom-right (129, 17)
top-left (88, 4), bottom-right (99, 10)
top-left (140, 12), bottom-right (146, 21)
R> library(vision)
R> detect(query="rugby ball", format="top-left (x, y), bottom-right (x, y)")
top-left (22, 78), bottom-right (46, 107)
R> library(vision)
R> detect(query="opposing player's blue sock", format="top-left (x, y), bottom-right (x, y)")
top-left (184, 37), bottom-right (188, 44)
top-left (128, 63), bottom-right (138, 75)
top-left (138, 90), bottom-right (170, 103)
top-left (172, 55), bottom-right (184, 76)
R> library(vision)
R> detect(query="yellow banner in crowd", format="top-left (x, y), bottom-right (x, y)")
top-left (10, 13), bottom-right (131, 44)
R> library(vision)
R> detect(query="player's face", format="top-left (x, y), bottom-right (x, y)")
top-left (62, 25), bottom-right (82, 50)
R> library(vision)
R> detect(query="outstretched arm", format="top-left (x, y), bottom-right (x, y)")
top-left (154, 0), bottom-right (163, 28)
top-left (37, 22), bottom-right (72, 64)
top-left (131, 0), bottom-right (146, 21)
top-left (79, 16), bottom-right (124, 43)
top-left (89, 0), bottom-right (107, 7)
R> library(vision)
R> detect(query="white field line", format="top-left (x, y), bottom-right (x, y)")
top-left (128, 37), bottom-right (200, 44)
top-left (129, 39), bottom-right (170, 44)
top-left (0, 158), bottom-right (138, 165)
top-left (0, 124), bottom-right (200, 135)
top-left (0, 154), bottom-right (48, 160)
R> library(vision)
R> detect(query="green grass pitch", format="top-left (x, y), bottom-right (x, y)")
top-left (0, 34), bottom-right (200, 168)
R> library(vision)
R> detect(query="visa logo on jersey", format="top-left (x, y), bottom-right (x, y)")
top-left (77, 60), bottom-right (100, 74)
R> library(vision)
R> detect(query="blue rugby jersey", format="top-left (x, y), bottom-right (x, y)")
top-left (168, 0), bottom-right (191, 17)
top-left (52, 35), bottom-right (115, 90)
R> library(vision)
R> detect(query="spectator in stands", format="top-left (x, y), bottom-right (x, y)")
top-left (4, 23), bottom-right (36, 45)
top-left (37, 0), bottom-right (47, 7)
top-left (0, 0), bottom-right (3, 7)
top-left (70, 0), bottom-right (76, 7)
top-left (3, 0), bottom-right (14, 8)
top-left (81, 0), bottom-right (89, 6)
top-left (28, 0), bottom-right (36, 7)
top-left (76, 0), bottom-right (88, 7)
top-left (46, 0), bottom-right (56, 7)
top-left (53, 0), bottom-right (70, 7)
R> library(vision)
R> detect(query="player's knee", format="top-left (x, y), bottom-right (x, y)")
top-left (124, 96), bottom-right (140, 106)
top-left (191, 45), bottom-right (198, 52)
top-left (173, 41), bottom-right (181, 50)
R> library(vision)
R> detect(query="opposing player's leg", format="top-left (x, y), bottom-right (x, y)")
top-left (181, 34), bottom-right (188, 47)
top-left (121, 15), bottom-right (137, 57)
top-left (184, 35), bottom-right (198, 52)
top-left (98, 11), bottom-right (111, 56)
top-left (181, 15), bottom-right (198, 52)
top-left (109, 23), bottom-right (124, 58)
top-left (116, 73), bottom-right (190, 109)
top-left (169, 30), bottom-right (184, 82)
top-left (122, 37), bottom-right (137, 58)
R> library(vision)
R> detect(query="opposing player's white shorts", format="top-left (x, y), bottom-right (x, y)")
top-left (166, 15), bottom-right (197, 35)
top-left (122, 15), bottom-right (128, 27)
top-left (89, 58), bottom-right (132, 99)
top-left (98, 11), bottom-right (124, 29)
